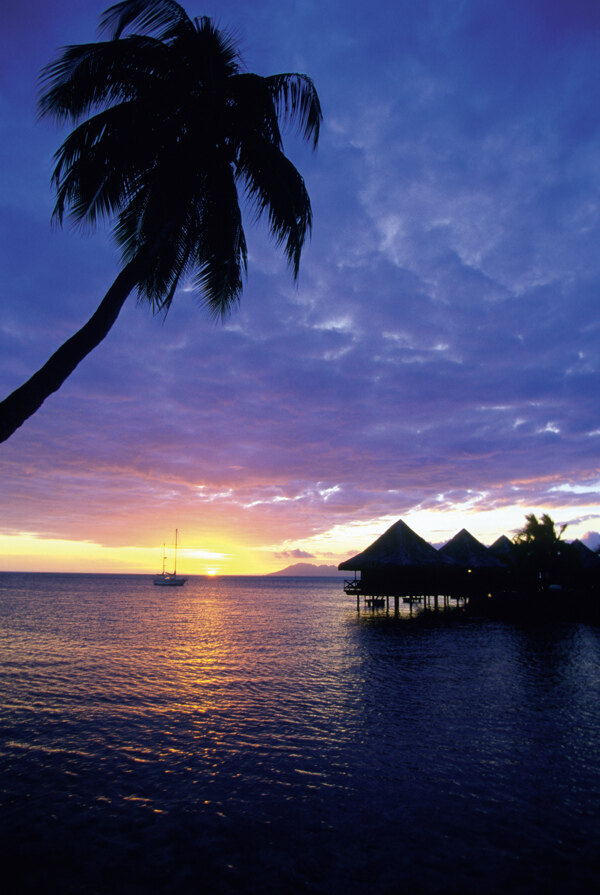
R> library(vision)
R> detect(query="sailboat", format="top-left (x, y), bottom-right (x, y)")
top-left (153, 529), bottom-right (188, 586)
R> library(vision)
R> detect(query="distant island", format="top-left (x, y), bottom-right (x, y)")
top-left (269, 562), bottom-right (343, 577)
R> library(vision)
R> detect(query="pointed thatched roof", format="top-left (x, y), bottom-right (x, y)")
top-left (489, 534), bottom-right (515, 563)
top-left (338, 519), bottom-right (456, 571)
top-left (570, 539), bottom-right (600, 570)
top-left (438, 528), bottom-right (504, 569)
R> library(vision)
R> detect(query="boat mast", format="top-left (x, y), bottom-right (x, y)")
top-left (174, 528), bottom-right (179, 576)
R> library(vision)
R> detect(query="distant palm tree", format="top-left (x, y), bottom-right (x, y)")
top-left (0, 0), bottom-right (321, 443)
top-left (514, 513), bottom-right (567, 547)
top-left (513, 513), bottom-right (567, 589)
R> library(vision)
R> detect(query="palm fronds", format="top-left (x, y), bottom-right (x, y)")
top-left (38, 0), bottom-right (322, 314)
top-left (100, 0), bottom-right (193, 40)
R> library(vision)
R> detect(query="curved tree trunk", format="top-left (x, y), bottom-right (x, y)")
top-left (0, 258), bottom-right (144, 443)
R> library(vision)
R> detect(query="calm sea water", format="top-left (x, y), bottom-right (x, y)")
top-left (1, 572), bottom-right (599, 894)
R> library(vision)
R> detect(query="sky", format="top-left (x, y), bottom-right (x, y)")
top-left (1, 0), bottom-right (600, 574)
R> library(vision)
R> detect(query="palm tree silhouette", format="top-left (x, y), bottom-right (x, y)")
top-left (513, 513), bottom-right (567, 590)
top-left (0, 0), bottom-right (321, 442)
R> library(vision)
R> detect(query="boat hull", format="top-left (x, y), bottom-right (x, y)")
top-left (153, 575), bottom-right (187, 587)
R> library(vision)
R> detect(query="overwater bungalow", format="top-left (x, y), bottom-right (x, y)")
top-left (338, 518), bottom-right (458, 610)
top-left (338, 518), bottom-right (600, 619)
top-left (569, 539), bottom-right (600, 594)
top-left (488, 534), bottom-right (516, 565)
top-left (570, 538), bottom-right (600, 570)
top-left (438, 528), bottom-right (507, 598)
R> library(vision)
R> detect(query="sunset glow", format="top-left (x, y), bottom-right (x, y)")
top-left (2, 491), bottom-right (600, 575)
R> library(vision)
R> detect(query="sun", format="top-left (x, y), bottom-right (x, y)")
top-left (206, 568), bottom-right (218, 576)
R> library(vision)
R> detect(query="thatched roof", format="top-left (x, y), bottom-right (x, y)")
top-left (439, 528), bottom-right (504, 570)
top-left (489, 534), bottom-right (515, 563)
top-left (570, 539), bottom-right (600, 570)
top-left (338, 519), bottom-right (456, 571)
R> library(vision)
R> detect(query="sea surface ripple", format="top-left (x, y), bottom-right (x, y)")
top-left (1, 572), bottom-right (599, 894)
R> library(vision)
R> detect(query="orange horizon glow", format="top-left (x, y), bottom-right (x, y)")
top-left (2, 498), bottom-right (600, 575)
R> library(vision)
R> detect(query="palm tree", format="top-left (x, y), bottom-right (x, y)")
top-left (0, 0), bottom-right (321, 443)
top-left (514, 513), bottom-right (567, 547)
top-left (513, 513), bottom-right (567, 590)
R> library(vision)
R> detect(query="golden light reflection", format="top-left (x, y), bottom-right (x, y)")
top-left (157, 595), bottom-right (240, 727)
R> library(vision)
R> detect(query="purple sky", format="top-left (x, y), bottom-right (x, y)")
top-left (1, 0), bottom-right (600, 573)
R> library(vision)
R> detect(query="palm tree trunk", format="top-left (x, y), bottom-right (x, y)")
top-left (0, 258), bottom-right (144, 443)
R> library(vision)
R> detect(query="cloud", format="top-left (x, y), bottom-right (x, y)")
top-left (1, 0), bottom-right (600, 569)
top-left (580, 532), bottom-right (600, 550)
top-left (278, 549), bottom-right (315, 559)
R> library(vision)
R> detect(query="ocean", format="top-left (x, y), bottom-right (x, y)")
top-left (1, 572), bottom-right (599, 894)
